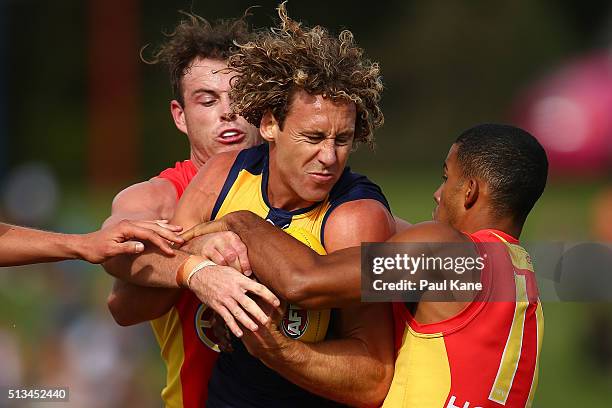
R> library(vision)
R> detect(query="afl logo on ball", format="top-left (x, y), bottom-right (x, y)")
top-left (281, 304), bottom-right (309, 339)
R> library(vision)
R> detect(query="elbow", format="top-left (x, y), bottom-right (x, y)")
top-left (107, 292), bottom-right (142, 327)
top-left (277, 256), bottom-right (329, 309)
top-left (102, 259), bottom-right (122, 280)
top-left (362, 380), bottom-right (392, 407)
top-left (281, 272), bottom-right (318, 309)
top-left (356, 361), bottom-right (394, 407)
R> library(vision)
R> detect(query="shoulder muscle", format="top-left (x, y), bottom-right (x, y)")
top-left (173, 150), bottom-right (242, 228)
top-left (324, 199), bottom-right (395, 252)
top-left (104, 178), bottom-right (177, 227)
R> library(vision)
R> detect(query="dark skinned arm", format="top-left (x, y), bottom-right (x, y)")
top-left (182, 210), bottom-right (469, 309)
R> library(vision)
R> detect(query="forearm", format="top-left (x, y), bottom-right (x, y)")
top-left (102, 248), bottom-right (187, 288)
top-left (224, 212), bottom-right (362, 308)
top-left (107, 279), bottom-right (181, 326)
top-left (259, 338), bottom-right (389, 407)
top-left (0, 223), bottom-right (85, 266)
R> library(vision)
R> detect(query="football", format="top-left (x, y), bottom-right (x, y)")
top-left (280, 224), bottom-right (331, 343)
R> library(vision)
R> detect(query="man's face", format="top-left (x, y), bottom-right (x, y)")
top-left (433, 144), bottom-right (464, 227)
top-left (171, 57), bottom-right (260, 165)
top-left (264, 90), bottom-right (356, 207)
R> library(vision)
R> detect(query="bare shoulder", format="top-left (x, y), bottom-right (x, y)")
top-left (174, 149), bottom-right (244, 225)
top-left (106, 178), bottom-right (177, 226)
top-left (324, 199), bottom-right (395, 251)
top-left (183, 150), bottom-right (242, 197)
top-left (388, 221), bottom-right (469, 244)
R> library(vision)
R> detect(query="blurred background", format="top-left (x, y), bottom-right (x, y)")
top-left (1, 0), bottom-right (611, 406)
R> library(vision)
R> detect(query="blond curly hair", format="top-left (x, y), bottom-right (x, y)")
top-left (228, 3), bottom-right (384, 147)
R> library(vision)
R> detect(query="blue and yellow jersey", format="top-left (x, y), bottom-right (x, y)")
top-left (206, 143), bottom-right (390, 408)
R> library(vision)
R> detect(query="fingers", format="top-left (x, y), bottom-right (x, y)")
top-left (215, 305), bottom-right (244, 338)
top-left (215, 232), bottom-right (250, 274)
top-left (243, 279), bottom-right (280, 308)
top-left (109, 240), bottom-right (146, 256)
top-left (211, 313), bottom-right (233, 352)
top-left (128, 221), bottom-right (184, 245)
top-left (224, 251), bottom-right (242, 273)
top-left (153, 220), bottom-right (183, 232)
top-left (120, 224), bottom-right (177, 255)
top-left (195, 232), bottom-right (250, 274)
top-left (181, 220), bottom-right (227, 241)
top-left (237, 294), bottom-right (270, 326)
top-left (207, 249), bottom-right (228, 266)
top-left (230, 234), bottom-right (251, 275)
top-left (225, 298), bottom-right (259, 332)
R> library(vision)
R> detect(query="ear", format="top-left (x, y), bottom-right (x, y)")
top-left (464, 178), bottom-right (479, 209)
top-left (170, 100), bottom-right (188, 135)
top-left (260, 111), bottom-right (279, 143)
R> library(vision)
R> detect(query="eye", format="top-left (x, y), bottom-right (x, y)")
top-left (200, 99), bottom-right (216, 107)
top-left (304, 134), bottom-right (323, 143)
top-left (442, 174), bottom-right (448, 182)
top-left (335, 137), bottom-right (351, 146)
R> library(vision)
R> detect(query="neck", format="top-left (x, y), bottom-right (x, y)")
top-left (190, 148), bottom-right (209, 169)
top-left (458, 212), bottom-right (522, 240)
top-left (267, 152), bottom-right (314, 211)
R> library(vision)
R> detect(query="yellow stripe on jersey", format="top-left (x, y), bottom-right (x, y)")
top-left (490, 232), bottom-right (534, 272)
top-left (526, 302), bottom-right (544, 408)
top-left (488, 274), bottom-right (529, 405)
top-left (383, 327), bottom-right (451, 408)
top-left (151, 309), bottom-right (185, 408)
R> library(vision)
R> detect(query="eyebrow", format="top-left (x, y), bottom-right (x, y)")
top-left (191, 89), bottom-right (220, 97)
top-left (302, 130), bottom-right (354, 138)
top-left (443, 162), bottom-right (448, 171)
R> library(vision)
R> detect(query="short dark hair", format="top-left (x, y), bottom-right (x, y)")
top-left (142, 11), bottom-right (252, 105)
top-left (455, 123), bottom-right (548, 222)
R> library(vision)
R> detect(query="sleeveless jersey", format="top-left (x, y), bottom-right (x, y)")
top-left (152, 160), bottom-right (221, 408)
top-left (383, 229), bottom-right (543, 408)
top-left (206, 143), bottom-right (391, 408)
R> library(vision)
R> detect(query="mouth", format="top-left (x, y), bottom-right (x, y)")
top-left (307, 172), bottom-right (335, 184)
top-left (217, 129), bottom-right (246, 145)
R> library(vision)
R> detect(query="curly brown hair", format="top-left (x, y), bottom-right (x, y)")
top-left (142, 10), bottom-right (252, 105)
top-left (228, 3), bottom-right (384, 148)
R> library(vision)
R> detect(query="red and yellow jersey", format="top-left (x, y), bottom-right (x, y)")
top-left (153, 160), bottom-right (220, 408)
top-left (157, 160), bottom-right (198, 199)
top-left (383, 229), bottom-right (543, 408)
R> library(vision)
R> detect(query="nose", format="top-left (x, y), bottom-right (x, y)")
top-left (317, 139), bottom-right (337, 167)
top-left (221, 111), bottom-right (237, 121)
top-left (219, 95), bottom-right (236, 122)
top-left (433, 185), bottom-right (442, 205)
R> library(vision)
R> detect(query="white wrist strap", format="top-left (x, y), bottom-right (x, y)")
top-left (186, 260), bottom-right (217, 288)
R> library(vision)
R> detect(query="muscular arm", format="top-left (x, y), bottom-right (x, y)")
top-left (211, 209), bottom-right (363, 308)
top-left (106, 152), bottom-right (278, 332)
top-left (242, 200), bottom-right (396, 406)
top-left (251, 302), bottom-right (394, 407)
top-left (192, 209), bottom-right (464, 309)
top-left (103, 154), bottom-right (235, 286)
top-left (103, 178), bottom-right (188, 325)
